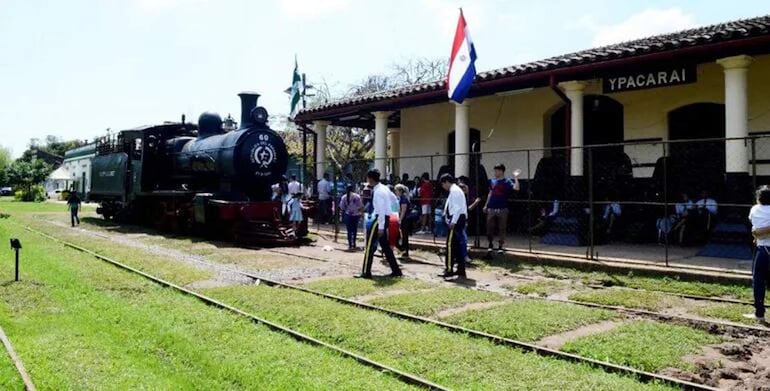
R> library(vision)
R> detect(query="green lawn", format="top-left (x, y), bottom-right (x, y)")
top-left (0, 220), bottom-right (415, 390)
top-left (510, 279), bottom-right (571, 297)
top-left (569, 288), bottom-right (685, 311)
top-left (18, 216), bottom-right (214, 286)
top-left (303, 276), bottom-right (435, 298)
top-left (204, 285), bottom-right (671, 390)
top-left (369, 287), bottom-right (503, 316)
top-left (507, 262), bottom-right (753, 301)
top-left (562, 321), bottom-right (722, 372)
top-left (444, 299), bottom-right (617, 341)
top-left (0, 197), bottom-right (95, 214)
top-left (693, 303), bottom-right (757, 325)
top-left (0, 346), bottom-right (23, 390)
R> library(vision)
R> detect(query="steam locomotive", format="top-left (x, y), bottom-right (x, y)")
top-left (89, 92), bottom-right (306, 244)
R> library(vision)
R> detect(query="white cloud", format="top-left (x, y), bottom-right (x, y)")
top-left (581, 8), bottom-right (698, 47)
top-left (278, 0), bottom-right (351, 21)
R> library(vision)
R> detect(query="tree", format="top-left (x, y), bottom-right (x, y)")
top-left (19, 135), bottom-right (87, 163)
top-left (283, 57), bottom-right (448, 177)
top-left (7, 159), bottom-right (52, 201)
top-left (0, 145), bottom-right (11, 186)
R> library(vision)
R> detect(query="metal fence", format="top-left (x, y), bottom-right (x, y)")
top-left (297, 135), bottom-right (770, 271)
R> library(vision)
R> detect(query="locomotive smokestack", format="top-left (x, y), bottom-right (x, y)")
top-left (238, 91), bottom-right (261, 129)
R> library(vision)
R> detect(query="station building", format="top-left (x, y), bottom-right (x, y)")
top-left (295, 15), bottom-right (770, 199)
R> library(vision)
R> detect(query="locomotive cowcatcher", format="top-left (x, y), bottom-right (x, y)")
top-left (89, 92), bottom-right (307, 244)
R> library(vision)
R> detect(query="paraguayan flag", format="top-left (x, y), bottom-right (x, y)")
top-left (447, 9), bottom-right (477, 103)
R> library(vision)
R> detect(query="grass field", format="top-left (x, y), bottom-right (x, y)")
top-left (569, 288), bottom-right (685, 311)
top-left (0, 345), bottom-right (23, 390)
top-left (693, 302), bottom-right (757, 325)
top-left (444, 299), bottom-right (617, 341)
top-left (0, 200), bottom-right (739, 389)
top-left (368, 287), bottom-right (503, 316)
top-left (0, 219), bottom-right (416, 390)
top-left (510, 279), bottom-right (571, 297)
top-left (0, 197), bottom-right (95, 214)
top-left (562, 321), bottom-right (722, 372)
top-left (204, 285), bottom-right (671, 390)
top-left (304, 276), bottom-right (434, 298)
top-left (500, 261), bottom-right (753, 301)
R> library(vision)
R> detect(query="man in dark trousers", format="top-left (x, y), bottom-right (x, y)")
top-left (67, 191), bottom-right (82, 227)
top-left (358, 169), bottom-right (402, 279)
top-left (440, 174), bottom-right (468, 279)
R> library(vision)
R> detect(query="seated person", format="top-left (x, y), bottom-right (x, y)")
top-left (694, 190), bottom-right (718, 237)
top-left (657, 192), bottom-right (694, 244)
top-left (528, 200), bottom-right (559, 236)
top-left (601, 198), bottom-right (622, 238)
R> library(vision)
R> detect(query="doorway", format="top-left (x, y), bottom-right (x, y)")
top-left (547, 95), bottom-right (627, 197)
top-left (667, 103), bottom-right (726, 199)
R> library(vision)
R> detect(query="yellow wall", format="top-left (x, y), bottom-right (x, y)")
top-left (397, 54), bottom-right (770, 179)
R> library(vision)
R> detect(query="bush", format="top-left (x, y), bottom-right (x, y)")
top-left (14, 185), bottom-right (47, 202)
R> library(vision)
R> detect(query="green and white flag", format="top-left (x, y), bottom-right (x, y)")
top-left (289, 57), bottom-right (302, 118)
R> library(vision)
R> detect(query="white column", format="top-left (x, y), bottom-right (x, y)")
top-left (389, 128), bottom-right (401, 178)
top-left (717, 55), bottom-right (753, 173)
top-left (560, 81), bottom-right (587, 176)
top-left (313, 120), bottom-right (330, 179)
top-left (454, 102), bottom-right (470, 178)
top-left (373, 111), bottom-right (392, 175)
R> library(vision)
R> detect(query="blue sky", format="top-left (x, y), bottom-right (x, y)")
top-left (2, 0), bottom-right (769, 157)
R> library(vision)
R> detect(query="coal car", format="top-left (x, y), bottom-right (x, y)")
top-left (89, 92), bottom-right (306, 244)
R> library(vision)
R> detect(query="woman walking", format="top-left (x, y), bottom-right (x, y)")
top-left (339, 185), bottom-right (363, 251)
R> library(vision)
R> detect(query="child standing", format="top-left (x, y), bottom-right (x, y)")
top-left (287, 193), bottom-right (306, 238)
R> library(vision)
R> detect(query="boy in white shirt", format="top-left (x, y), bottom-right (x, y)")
top-left (747, 185), bottom-right (770, 324)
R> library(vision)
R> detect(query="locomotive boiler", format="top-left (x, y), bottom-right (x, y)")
top-left (89, 92), bottom-right (305, 244)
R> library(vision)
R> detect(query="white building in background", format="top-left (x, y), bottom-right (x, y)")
top-left (44, 144), bottom-right (96, 196)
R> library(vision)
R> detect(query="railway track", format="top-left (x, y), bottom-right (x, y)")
top-left (269, 248), bottom-right (770, 337)
top-left (23, 225), bottom-right (720, 390)
top-left (0, 325), bottom-right (35, 391)
top-left (21, 226), bottom-right (447, 391)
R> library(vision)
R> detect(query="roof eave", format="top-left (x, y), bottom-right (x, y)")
top-left (295, 33), bottom-right (770, 123)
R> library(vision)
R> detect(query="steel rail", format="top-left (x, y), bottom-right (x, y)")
top-left (394, 253), bottom-right (762, 308)
top-left (0, 325), bottom-right (36, 391)
top-left (23, 226), bottom-right (448, 391)
top-left (23, 226), bottom-right (719, 391)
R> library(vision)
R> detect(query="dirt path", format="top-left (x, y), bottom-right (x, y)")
top-left (536, 320), bottom-right (626, 350)
top-left (434, 301), bottom-right (510, 319)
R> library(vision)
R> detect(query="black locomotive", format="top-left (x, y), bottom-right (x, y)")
top-left (89, 92), bottom-right (306, 244)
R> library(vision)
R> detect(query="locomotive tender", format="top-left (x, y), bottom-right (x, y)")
top-left (89, 92), bottom-right (306, 244)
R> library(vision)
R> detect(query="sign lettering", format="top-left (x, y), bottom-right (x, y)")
top-left (603, 64), bottom-right (696, 93)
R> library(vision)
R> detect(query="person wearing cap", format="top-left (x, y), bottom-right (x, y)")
top-left (440, 174), bottom-right (468, 279)
top-left (358, 169), bottom-right (402, 279)
top-left (483, 164), bottom-right (520, 256)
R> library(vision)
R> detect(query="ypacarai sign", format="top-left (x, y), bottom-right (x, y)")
top-left (603, 64), bottom-right (697, 93)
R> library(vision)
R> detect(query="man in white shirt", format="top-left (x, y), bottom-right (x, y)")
top-left (358, 169), bottom-right (402, 279)
top-left (288, 175), bottom-right (302, 196)
top-left (440, 174), bottom-right (468, 279)
top-left (747, 186), bottom-right (770, 324)
top-left (317, 173), bottom-right (333, 223)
